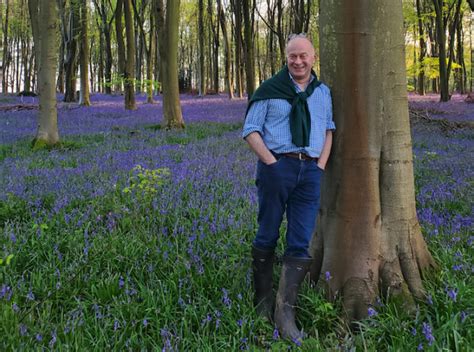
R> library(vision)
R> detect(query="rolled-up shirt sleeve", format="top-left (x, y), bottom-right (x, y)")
top-left (325, 89), bottom-right (336, 131)
top-left (242, 100), bottom-right (269, 139)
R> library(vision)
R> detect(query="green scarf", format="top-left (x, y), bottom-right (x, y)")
top-left (245, 65), bottom-right (321, 147)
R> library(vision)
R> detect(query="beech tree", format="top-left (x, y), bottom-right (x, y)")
top-left (156, 0), bottom-right (184, 129)
top-left (28, 0), bottom-right (59, 147)
top-left (311, 0), bottom-right (436, 321)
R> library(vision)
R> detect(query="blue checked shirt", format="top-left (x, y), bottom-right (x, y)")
top-left (242, 75), bottom-right (335, 158)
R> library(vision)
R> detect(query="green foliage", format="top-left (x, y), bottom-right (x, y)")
top-left (122, 165), bottom-right (171, 198)
top-left (0, 194), bottom-right (29, 226)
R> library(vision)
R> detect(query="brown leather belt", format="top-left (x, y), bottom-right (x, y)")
top-left (281, 152), bottom-right (318, 161)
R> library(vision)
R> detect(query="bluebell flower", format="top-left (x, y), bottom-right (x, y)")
top-left (422, 322), bottom-right (434, 346)
top-left (19, 324), bottom-right (27, 336)
top-left (273, 328), bottom-right (280, 340)
top-left (367, 307), bottom-right (377, 317)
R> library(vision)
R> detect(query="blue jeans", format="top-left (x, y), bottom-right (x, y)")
top-left (253, 156), bottom-right (323, 258)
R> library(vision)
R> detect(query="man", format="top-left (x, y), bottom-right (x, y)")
top-left (242, 34), bottom-right (335, 341)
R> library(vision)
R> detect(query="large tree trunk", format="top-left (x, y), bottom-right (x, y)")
top-left (28, 0), bottom-right (59, 147)
top-left (311, 0), bottom-right (436, 322)
top-left (79, 0), bottom-right (90, 106)
top-left (156, 0), bottom-right (184, 129)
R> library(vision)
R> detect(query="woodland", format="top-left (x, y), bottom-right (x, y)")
top-left (0, 0), bottom-right (473, 350)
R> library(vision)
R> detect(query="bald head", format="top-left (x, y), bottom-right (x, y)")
top-left (285, 35), bottom-right (315, 56)
top-left (286, 35), bottom-right (316, 84)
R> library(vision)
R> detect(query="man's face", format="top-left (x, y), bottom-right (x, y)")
top-left (286, 38), bottom-right (316, 83)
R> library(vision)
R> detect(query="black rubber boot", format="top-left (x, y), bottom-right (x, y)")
top-left (274, 256), bottom-right (313, 342)
top-left (251, 245), bottom-right (275, 321)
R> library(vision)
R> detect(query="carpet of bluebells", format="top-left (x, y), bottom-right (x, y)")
top-left (0, 93), bottom-right (472, 350)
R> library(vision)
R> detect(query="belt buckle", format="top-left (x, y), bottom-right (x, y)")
top-left (298, 153), bottom-right (303, 160)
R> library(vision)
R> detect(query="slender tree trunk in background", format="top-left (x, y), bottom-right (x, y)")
top-left (470, 11), bottom-right (473, 92)
top-left (89, 37), bottom-right (95, 92)
top-left (276, 0), bottom-right (286, 67)
top-left (2, 0), bottom-right (9, 93)
top-left (123, 0), bottom-right (136, 110)
top-left (93, 0), bottom-right (114, 94)
top-left (242, 0), bottom-right (255, 97)
top-left (416, 0), bottom-right (425, 95)
top-left (312, 0), bottom-right (436, 322)
top-left (22, 35), bottom-right (32, 92)
top-left (291, 0), bottom-right (305, 34)
top-left (446, 0), bottom-right (462, 92)
top-left (63, 0), bottom-right (80, 102)
top-left (97, 26), bottom-right (104, 93)
top-left (0, 0), bottom-right (3, 91)
top-left (198, 0), bottom-right (206, 96)
top-left (218, 0), bottom-right (234, 99)
top-left (231, 0), bottom-right (244, 98)
top-left (57, 36), bottom-right (65, 93)
top-left (209, 0), bottom-right (219, 94)
top-left (432, 0), bottom-right (449, 102)
top-left (455, 12), bottom-right (465, 94)
top-left (426, 18), bottom-right (439, 94)
top-left (15, 37), bottom-right (20, 92)
top-left (115, 0), bottom-right (125, 93)
top-left (267, 0), bottom-right (277, 76)
top-left (156, 0), bottom-right (184, 129)
top-left (154, 30), bottom-right (160, 95)
top-left (146, 2), bottom-right (155, 103)
top-left (28, 0), bottom-right (59, 147)
top-left (79, 0), bottom-right (90, 105)
top-left (134, 0), bottom-right (145, 94)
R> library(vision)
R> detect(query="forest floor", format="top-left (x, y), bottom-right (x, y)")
top-left (0, 93), bottom-right (472, 350)
top-left (409, 93), bottom-right (474, 122)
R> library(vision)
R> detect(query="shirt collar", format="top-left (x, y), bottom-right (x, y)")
top-left (288, 72), bottom-right (315, 92)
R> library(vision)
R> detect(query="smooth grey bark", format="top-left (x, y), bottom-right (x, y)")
top-left (312, 0), bottom-right (436, 322)
top-left (156, 0), bottom-right (184, 129)
top-left (28, 0), bottom-right (60, 146)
